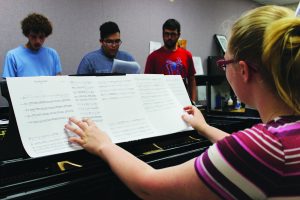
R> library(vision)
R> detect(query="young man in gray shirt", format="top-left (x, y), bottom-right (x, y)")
top-left (77, 21), bottom-right (136, 74)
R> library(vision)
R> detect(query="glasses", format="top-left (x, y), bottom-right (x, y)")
top-left (216, 58), bottom-right (258, 72)
top-left (216, 59), bottom-right (235, 71)
top-left (103, 39), bottom-right (122, 46)
top-left (163, 31), bottom-right (178, 38)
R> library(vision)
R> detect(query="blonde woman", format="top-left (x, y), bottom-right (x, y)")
top-left (65, 5), bottom-right (300, 200)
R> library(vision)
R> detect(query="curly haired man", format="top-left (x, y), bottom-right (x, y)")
top-left (2, 13), bottom-right (62, 78)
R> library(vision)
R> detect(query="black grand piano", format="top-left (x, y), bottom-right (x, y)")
top-left (0, 79), bottom-right (260, 200)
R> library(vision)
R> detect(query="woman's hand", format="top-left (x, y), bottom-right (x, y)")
top-left (182, 105), bottom-right (209, 132)
top-left (182, 105), bottom-right (230, 143)
top-left (65, 117), bottom-right (112, 156)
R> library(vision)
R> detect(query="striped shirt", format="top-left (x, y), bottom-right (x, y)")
top-left (195, 116), bottom-right (300, 200)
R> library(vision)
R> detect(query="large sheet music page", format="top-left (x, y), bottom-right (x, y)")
top-left (129, 74), bottom-right (188, 136)
top-left (164, 75), bottom-right (191, 107)
top-left (7, 75), bottom-right (191, 157)
top-left (92, 75), bottom-right (157, 143)
top-left (7, 76), bottom-right (81, 157)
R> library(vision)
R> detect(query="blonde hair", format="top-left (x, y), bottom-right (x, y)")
top-left (263, 18), bottom-right (300, 113)
top-left (228, 5), bottom-right (300, 113)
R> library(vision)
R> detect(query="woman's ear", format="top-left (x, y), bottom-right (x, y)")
top-left (238, 60), bottom-right (250, 82)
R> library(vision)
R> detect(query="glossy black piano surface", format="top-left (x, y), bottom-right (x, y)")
top-left (1, 127), bottom-right (211, 200)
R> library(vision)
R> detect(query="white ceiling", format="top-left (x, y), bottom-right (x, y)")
top-left (252, 0), bottom-right (299, 5)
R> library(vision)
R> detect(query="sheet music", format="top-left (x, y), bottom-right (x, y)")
top-left (7, 75), bottom-right (190, 157)
top-left (164, 75), bottom-right (194, 131)
top-left (193, 56), bottom-right (204, 75)
top-left (94, 76), bottom-right (156, 143)
top-left (164, 75), bottom-right (192, 107)
top-left (149, 41), bottom-right (161, 54)
top-left (69, 76), bottom-right (104, 124)
top-left (7, 76), bottom-right (81, 158)
top-left (128, 74), bottom-right (188, 136)
top-left (112, 59), bottom-right (141, 74)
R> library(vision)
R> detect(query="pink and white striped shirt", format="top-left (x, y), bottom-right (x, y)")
top-left (195, 116), bottom-right (300, 200)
